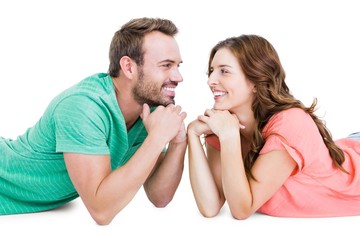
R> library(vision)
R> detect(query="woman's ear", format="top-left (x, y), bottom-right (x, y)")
top-left (119, 56), bottom-right (135, 78)
top-left (252, 85), bottom-right (257, 93)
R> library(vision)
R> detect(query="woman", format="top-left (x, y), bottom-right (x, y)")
top-left (187, 34), bottom-right (360, 219)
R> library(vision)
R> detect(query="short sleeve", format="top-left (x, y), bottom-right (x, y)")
top-left (259, 108), bottom-right (320, 172)
top-left (260, 134), bottom-right (304, 171)
top-left (205, 134), bottom-right (220, 150)
top-left (53, 95), bottom-right (110, 155)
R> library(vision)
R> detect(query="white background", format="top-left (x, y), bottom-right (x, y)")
top-left (1, 0), bottom-right (359, 239)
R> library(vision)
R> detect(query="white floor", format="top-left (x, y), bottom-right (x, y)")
top-left (2, 172), bottom-right (360, 240)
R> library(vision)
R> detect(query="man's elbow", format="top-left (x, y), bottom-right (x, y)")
top-left (151, 196), bottom-right (173, 208)
top-left (88, 207), bottom-right (116, 225)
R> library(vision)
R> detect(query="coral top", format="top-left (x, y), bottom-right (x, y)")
top-left (205, 108), bottom-right (360, 217)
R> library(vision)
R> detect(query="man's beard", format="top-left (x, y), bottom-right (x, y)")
top-left (132, 68), bottom-right (175, 107)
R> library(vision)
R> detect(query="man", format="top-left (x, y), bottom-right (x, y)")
top-left (0, 17), bottom-right (187, 225)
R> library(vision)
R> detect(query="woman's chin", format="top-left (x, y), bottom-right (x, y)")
top-left (213, 105), bottom-right (228, 111)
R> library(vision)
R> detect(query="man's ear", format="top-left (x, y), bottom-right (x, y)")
top-left (119, 56), bottom-right (136, 78)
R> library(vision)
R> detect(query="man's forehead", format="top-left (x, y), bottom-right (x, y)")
top-left (143, 32), bottom-right (182, 64)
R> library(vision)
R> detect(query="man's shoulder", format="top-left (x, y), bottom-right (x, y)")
top-left (54, 73), bottom-right (112, 100)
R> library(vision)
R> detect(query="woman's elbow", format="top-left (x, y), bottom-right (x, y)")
top-left (230, 209), bottom-right (253, 220)
top-left (200, 210), bottom-right (219, 218)
top-left (198, 204), bottom-right (221, 218)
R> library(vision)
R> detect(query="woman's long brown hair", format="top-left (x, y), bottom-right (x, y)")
top-left (207, 35), bottom-right (347, 179)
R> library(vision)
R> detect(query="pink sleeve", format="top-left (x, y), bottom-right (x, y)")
top-left (259, 108), bottom-right (317, 171)
top-left (205, 134), bottom-right (220, 150)
top-left (260, 134), bottom-right (304, 171)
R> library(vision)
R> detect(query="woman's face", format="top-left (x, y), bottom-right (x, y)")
top-left (207, 48), bottom-right (255, 112)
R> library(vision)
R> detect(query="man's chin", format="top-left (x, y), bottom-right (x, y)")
top-left (165, 99), bottom-right (175, 106)
top-left (151, 98), bottom-right (175, 107)
top-left (144, 100), bottom-right (174, 107)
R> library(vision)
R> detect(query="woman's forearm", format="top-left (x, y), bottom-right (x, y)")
top-left (188, 133), bottom-right (222, 217)
top-left (219, 133), bottom-right (253, 219)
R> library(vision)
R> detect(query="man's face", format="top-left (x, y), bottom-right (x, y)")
top-left (132, 31), bottom-right (183, 107)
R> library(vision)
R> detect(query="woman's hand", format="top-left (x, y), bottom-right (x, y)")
top-left (198, 109), bottom-right (244, 138)
top-left (187, 118), bottom-right (213, 137)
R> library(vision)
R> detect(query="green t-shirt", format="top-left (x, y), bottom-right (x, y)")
top-left (0, 73), bottom-right (148, 214)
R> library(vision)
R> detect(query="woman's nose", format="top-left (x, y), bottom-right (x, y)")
top-left (207, 74), bottom-right (218, 86)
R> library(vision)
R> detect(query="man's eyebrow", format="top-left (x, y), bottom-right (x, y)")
top-left (159, 59), bottom-right (183, 64)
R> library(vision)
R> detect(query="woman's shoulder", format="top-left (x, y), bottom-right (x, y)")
top-left (266, 108), bottom-right (309, 128)
top-left (273, 107), bottom-right (308, 120)
top-left (263, 107), bottom-right (317, 140)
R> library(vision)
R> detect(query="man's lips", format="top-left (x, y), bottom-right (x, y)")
top-left (162, 86), bottom-right (176, 97)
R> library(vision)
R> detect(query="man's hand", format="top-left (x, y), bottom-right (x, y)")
top-left (170, 122), bottom-right (187, 144)
top-left (141, 103), bottom-right (187, 146)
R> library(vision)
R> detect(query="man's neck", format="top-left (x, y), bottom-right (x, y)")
top-left (112, 77), bottom-right (142, 131)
